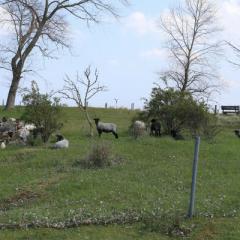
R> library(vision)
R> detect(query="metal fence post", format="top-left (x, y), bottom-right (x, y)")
top-left (188, 136), bottom-right (201, 218)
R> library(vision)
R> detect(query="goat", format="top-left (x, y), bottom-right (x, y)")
top-left (53, 134), bottom-right (69, 149)
top-left (150, 119), bottom-right (161, 137)
top-left (93, 118), bottom-right (118, 139)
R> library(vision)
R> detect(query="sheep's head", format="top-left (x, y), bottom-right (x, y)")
top-left (234, 130), bottom-right (240, 137)
top-left (151, 119), bottom-right (156, 123)
top-left (93, 118), bottom-right (100, 125)
top-left (56, 134), bottom-right (64, 141)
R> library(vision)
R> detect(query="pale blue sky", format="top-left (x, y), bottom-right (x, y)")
top-left (0, 0), bottom-right (240, 109)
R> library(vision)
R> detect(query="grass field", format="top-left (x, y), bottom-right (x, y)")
top-left (0, 107), bottom-right (240, 239)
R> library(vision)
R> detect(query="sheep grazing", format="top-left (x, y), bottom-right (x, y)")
top-left (53, 134), bottom-right (69, 149)
top-left (150, 119), bottom-right (161, 137)
top-left (93, 118), bottom-right (118, 139)
top-left (132, 120), bottom-right (146, 138)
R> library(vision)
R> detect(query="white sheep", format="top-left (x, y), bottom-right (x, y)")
top-left (17, 123), bottom-right (36, 143)
top-left (93, 118), bottom-right (118, 139)
top-left (53, 134), bottom-right (69, 149)
top-left (132, 120), bottom-right (146, 138)
top-left (8, 118), bottom-right (16, 122)
top-left (24, 124), bottom-right (36, 131)
top-left (1, 141), bottom-right (6, 149)
top-left (18, 128), bottom-right (30, 143)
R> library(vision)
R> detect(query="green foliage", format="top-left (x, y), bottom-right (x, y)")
top-left (143, 87), bottom-right (217, 138)
top-left (21, 81), bottom-right (62, 142)
top-left (0, 107), bottom-right (240, 239)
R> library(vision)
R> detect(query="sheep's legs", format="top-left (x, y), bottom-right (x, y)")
top-left (98, 130), bottom-right (102, 137)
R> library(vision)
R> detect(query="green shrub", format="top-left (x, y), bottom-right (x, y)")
top-left (141, 87), bottom-right (218, 139)
top-left (21, 81), bottom-right (62, 143)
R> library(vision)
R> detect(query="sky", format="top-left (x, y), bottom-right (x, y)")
top-left (1, 0), bottom-right (240, 109)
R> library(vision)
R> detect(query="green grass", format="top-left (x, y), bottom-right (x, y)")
top-left (1, 107), bottom-right (240, 239)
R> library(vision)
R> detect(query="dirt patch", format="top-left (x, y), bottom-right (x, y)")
top-left (195, 222), bottom-right (216, 240)
top-left (0, 190), bottom-right (41, 211)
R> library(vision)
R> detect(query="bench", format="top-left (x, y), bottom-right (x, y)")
top-left (221, 106), bottom-right (240, 114)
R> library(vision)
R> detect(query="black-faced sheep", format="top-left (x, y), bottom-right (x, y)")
top-left (150, 119), bottom-right (161, 137)
top-left (53, 134), bottom-right (69, 149)
top-left (94, 118), bottom-right (118, 139)
top-left (234, 129), bottom-right (240, 138)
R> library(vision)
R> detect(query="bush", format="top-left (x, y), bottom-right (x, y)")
top-left (141, 87), bottom-right (218, 138)
top-left (21, 81), bottom-right (62, 143)
top-left (74, 141), bottom-right (123, 168)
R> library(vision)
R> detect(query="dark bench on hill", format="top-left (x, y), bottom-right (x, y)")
top-left (221, 106), bottom-right (240, 114)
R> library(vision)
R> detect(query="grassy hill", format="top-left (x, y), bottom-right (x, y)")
top-left (0, 107), bottom-right (240, 239)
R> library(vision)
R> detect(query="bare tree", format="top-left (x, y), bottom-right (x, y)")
top-left (58, 66), bottom-right (106, 136)
top-left (226, 42), bottom-right (240, 67)
top-left (0, 0), bottom-right (128, 110)
top-left (160, 0), bottom-right (222, 100)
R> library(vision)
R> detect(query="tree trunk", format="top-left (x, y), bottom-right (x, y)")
top-left (84, 109), bottom-right (94, 137)
top-left (5, 75), bottom-right (21, 110)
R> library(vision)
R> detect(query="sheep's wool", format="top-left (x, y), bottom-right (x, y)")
top-left (133, 120), bottom-right (145, 129)
top-left (18, 128), bottom-right (30, 142)
top-left (98, 122), bottom-right (117, 132)
top-left (1, 142), bottom-right (6, 149)
top-left (54, 139), bottom-right (69, 149)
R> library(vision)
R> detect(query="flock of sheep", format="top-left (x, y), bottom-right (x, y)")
top-left (0, 116), bottom-right (162, 150)
top-left (0, 117), bottom-right (68, 150)
top-left (93, 118), bottom-right (161, 139)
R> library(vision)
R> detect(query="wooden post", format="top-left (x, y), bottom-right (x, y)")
top-left (188, 136), bottom-right (200, 218)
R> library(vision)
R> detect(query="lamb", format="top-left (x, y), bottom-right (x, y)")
top-left (93, 118), bottom-right (118, 139)
top-left (150, 119), bottom-right (161, 137)
top-left (53, 134), bottom-right (69, 149)
top-left (132, 120), bottom-right (146, 138)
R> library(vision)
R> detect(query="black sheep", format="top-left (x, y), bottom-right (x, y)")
top-left (234, 129), bottom-right (240, 138)
top-left (150, 119), bottom-right (161, 137)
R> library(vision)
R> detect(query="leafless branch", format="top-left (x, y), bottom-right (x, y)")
top-left (0, 0), bottom-right (128, 109)
top-left (159, 0), bottom-right (222, 101)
